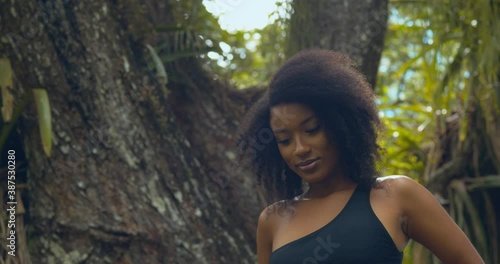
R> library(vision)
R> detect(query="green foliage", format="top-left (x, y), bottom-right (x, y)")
top-left (0, 58), bottom-right (53, 157)
top-left (151, 1), bottom-right (224, 71)
top-left (155, 0), bottom-right (292, 89)
top-left (379, 1), bottom-right (500, 263)
top-left (146, 44), bottom-right (168, 87)
top-left (0, 58), bottom-right (13, 122)
top-left (197, 0), bottom-right (291, 89)
top-left (32, 89), bottom-right (52, 157)
top-left (246, 1), bottom-right (292, 87)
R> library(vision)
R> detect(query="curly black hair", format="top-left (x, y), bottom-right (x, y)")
top-left (237, 49), bottom-right (384, 206)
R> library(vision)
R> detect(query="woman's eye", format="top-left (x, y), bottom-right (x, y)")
top-left (306, 126), bottom-right (320, 134)
top-left (277, 139), bottom-right (290, 145)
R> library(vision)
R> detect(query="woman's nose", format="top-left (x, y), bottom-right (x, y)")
top-left (293, 137), bottom-right (311, 157)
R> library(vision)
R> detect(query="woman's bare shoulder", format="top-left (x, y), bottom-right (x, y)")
top-left (257, 200), bottom-right (295, 244)
top-left (375, 175), bottom-right (420, 189)
top-left (260, 200), bottom-right (296, 221)
top-left (376, 176), bottom-right (484, 262)
top-left (373, 175), bottom-right (414, 196)
top-left (375, 175), bottom-right (412, 184)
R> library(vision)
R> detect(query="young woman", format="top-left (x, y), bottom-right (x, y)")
top-left (237, 50), bottom-right (483, 264)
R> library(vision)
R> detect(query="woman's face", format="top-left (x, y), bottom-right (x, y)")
top-left (270, 103), bottom-right (341, 183)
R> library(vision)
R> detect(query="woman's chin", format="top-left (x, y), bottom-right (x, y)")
top-left (300, 173), bottom-right (328, 184)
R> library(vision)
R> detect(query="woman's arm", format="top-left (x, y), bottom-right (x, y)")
top-left (396, 176), bottom-right (484, 264)
top-left (257, 206), bottom-right (275, 264)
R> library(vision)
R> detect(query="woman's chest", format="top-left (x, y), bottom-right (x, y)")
top-left (272, 188), bottom-right (406, 254)
top-left (270, 210), bottom-right (403, 264)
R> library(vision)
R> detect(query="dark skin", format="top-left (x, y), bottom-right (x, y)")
top-left (256, 103), bottom-right (484, 264)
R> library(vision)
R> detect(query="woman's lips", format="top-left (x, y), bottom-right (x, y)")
top-left (297, 159), bottom-right (320, 171)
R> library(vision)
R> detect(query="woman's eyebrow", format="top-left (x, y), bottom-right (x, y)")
top-left (300, 115), bottom-right (316, 125)
top-left (272, 115), bottom-right (316, 133)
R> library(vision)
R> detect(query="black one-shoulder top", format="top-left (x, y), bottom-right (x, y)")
top-left (269, 184), bottom-right (403, 264)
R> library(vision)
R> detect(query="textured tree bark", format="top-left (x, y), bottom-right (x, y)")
top-left (0, 0), bottom-right (388, 263)
top-left (286, 0), bottom-right (389, 88)
top-left (1, 1), bottom-right (258, 263)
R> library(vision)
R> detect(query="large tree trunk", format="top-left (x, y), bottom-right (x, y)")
top-left (1, 1), bottom-right (256, 263)
top-left (286, 0), bottom-right (389, 87)
top-left (0, 0), bottom-right (388, 263)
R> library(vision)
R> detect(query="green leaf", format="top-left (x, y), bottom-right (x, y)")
top-left (33, 89), bottom-right (52, 157)
top-left (0, 57), bottom-right (14, 122)
top-left (146, 44), bottom-right (168, 87)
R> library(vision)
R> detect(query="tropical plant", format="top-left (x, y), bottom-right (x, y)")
top-left (0, 58), bottom-right (51, 264)
top-left (379, 1), bottom-right (500, 263)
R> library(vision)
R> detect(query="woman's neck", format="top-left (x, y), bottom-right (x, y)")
top-left (301, 174), bottom-right (356, 200)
